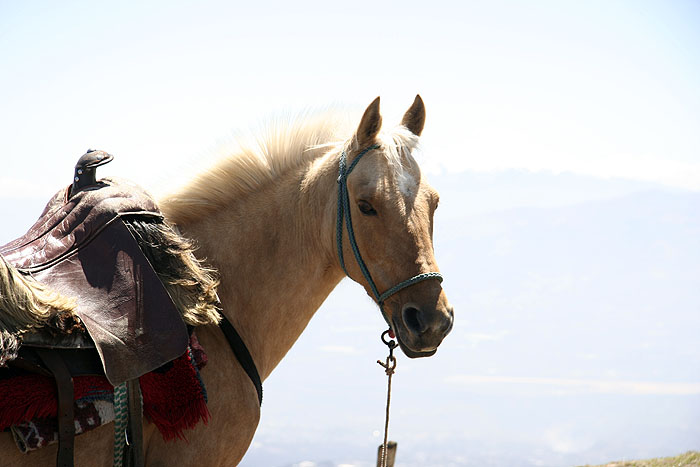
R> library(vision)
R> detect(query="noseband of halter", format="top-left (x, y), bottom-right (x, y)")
top-left (336, 143), bottom-right (443, 324)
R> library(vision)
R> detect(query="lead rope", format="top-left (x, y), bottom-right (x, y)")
top-left (377, 329), bottom-right (397, 467)
top-left (337, 144), bottom-right (444, 466)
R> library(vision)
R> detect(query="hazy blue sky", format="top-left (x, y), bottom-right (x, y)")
top-left (1, 2), bottom-right (699, 466)
top-left (1, 0), bottom-right (699, 195)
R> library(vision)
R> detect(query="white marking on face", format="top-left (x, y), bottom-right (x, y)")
top-left (397, 169), bottom-right (418, 197)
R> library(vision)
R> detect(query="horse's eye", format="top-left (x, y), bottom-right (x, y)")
top-left (358, 200), bottom-right (377, 216)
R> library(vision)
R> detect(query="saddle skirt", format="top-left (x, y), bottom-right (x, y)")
top-left (0, 177), bottom-right (189, 385)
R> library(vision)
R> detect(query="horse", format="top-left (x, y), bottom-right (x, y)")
top-left (0, 95), bottom-right (454, 466)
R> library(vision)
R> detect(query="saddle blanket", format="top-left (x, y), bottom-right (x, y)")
top-left (0, 334), bottom-right (209, 452)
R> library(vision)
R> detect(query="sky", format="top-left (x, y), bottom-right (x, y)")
top-left (1, 2), bottom-right (699, 466)
top-left (1, 0), bottom-right (699, 198)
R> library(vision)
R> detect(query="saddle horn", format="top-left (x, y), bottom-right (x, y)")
top-left (70, 149), bottom-right (114, 197)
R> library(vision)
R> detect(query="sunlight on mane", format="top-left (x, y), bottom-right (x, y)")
top-left (376, 126), bottom-right (420, 177)
top-left (159, 109), bottom-right (420, 225)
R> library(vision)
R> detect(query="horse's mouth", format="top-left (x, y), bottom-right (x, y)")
top-left (391, 320), bottom-right (438, 359)
top-left (398, 339), bottom-right (437, 358)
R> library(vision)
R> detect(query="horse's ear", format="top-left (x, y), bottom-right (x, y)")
top-left (401, 94), bottom-right (426, 136)
top-left (356, 97), bottom-right (382, 146)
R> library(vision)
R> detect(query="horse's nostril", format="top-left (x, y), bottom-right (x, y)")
top-left (402, 306), bottom-right (425, 334)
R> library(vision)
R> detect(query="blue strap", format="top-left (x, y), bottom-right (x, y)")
top-left (336, 144), bottom-right (380, 293)
top-left (336, 144), bottom-right (443, 318)
top-left (378, 272), bottom-right (444, 304)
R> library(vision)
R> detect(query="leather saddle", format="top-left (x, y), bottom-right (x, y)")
top-left (1, 150), bottom-right (262, 467)
top-left (1, 150), bottom-right (189, 467)
top-left (1, 150), bottom-right (189, 384)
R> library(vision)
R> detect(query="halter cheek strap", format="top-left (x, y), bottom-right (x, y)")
top-left (336, 144), bottom-right (443, 324)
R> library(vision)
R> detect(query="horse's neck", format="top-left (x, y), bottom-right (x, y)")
top-left (184, 152), bottom-right (344, 380)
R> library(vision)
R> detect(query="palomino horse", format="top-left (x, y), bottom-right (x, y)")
top-left (0, 96), bottom-right (453, 466)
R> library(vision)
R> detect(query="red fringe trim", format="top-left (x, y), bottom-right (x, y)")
top-left (0, 374), bottom-right (111, 431)
top-left (0, 351), bottom-right (209, 441)
top-left (140, 351), bottom-right (210, 441)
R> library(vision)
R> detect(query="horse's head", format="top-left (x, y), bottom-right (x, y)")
top-left (337, 95), bottom-right (454, 358)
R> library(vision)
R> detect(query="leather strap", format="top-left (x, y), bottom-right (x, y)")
top-left (218, 316), bottom-right (262, 405)
top-left (36, 349), bottom-right (75, 467)
top-left (125, 379), bottom-right (144, 467)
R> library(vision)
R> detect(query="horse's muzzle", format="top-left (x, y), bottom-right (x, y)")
top-left (393, 302), bottom-right (454, 358)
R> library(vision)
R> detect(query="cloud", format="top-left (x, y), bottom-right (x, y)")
top-left (445, 374), bottom-right (700, 395)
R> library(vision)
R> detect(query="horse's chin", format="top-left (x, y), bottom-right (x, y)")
top-left (397, 340), bottom-right (437, 358)
top-left (392, 322), bottom-right (438, 358)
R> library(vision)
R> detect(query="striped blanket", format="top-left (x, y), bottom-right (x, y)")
top-left (0, 334), bottom-right (208, 452)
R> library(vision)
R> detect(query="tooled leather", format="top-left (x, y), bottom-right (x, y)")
top-left (0, 178), bottom-right (189, 385)
top-left (0, 177), bottom-right (162, 271)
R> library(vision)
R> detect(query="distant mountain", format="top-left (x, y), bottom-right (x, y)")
top-left (428, 169), bottom-right (681, 216)
top-left (436, 186), bottom-right (700, 381)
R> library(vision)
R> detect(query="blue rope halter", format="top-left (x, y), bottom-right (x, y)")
top-left (336, 143), bottom-right (444, 325)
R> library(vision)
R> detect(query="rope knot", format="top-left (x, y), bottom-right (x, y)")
top-left (377, 329), bottom-right (396, 467)
top-left (377, 355), bottom-right (397, 375)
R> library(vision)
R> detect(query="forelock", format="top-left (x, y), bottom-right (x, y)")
top-left (376, 126), bottom-right (420, 178)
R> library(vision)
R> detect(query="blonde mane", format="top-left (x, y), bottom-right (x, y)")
top-left (160, 109), bottom-right (420, 225)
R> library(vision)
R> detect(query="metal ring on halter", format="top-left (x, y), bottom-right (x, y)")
top-left (381, 330), bottom-right (397, 348)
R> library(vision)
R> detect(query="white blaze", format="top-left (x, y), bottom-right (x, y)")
top-left (397, 170), bottom-right (418, 197)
